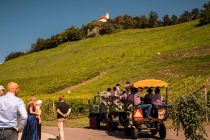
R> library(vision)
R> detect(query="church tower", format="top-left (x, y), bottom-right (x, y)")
top-left (105, 11), bottom-right (109, 19)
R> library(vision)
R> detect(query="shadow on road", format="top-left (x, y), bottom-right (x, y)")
top-left (106, 130), bottom-right (161, 140)
top-left (85, 125), bottom-right (164, 139)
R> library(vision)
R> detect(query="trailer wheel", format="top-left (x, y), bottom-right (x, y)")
top-left (131, 127), bottom-right (138, 139)
top-left (159, 123), bottom-right (166, 139)
top-left (90, 117), bottom-right (100, 129)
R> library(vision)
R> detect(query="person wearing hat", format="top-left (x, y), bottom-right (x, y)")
top-left (144, 88), bottom-right (154, 104)
top-left (0, 85), bottom-right (5, 96)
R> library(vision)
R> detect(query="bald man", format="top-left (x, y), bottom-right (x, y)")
top-left (0, 82), bottom-right (28, 140)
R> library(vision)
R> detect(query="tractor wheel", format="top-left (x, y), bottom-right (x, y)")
top-left (159, 123), bottom-right (166, 139)
top-left (89, 117), bottom-right (100, 129)
top-left (150, 129), bottom-right (157, 136)
top-left (124, 127), bottom-right (131, 136)
top-left (108, 122), bottom-right (118, 132)
top-left (106, 117), bottom-right (113, 130)
top-left (131, 127), bottom-right (138, 139)
top-left (150, 122), bottom-right (158, 136)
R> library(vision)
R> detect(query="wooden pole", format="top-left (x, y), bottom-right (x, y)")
top-left (205, 87), bottom-right (208, 123)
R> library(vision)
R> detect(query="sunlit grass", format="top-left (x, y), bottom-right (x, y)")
top-left (0, 20), bottom-right (210, 119)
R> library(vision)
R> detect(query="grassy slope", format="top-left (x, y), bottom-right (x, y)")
top-left (0, 20), bottom-right (210, 104)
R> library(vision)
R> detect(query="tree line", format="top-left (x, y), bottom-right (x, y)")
top-left (5, 1), bottom-right (210, 61)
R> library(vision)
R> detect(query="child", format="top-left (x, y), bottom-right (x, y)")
top-left (36, 100), bottom-right (43, 140)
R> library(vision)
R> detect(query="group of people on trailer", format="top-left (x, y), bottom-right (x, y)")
top-left (101, 81), bottom-right (163, 119)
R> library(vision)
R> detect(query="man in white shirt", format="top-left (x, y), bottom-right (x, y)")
top-left (0, 82), bottom-right (28, 140)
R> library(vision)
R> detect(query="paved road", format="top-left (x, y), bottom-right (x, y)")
top-left (18, 132), bottom-right (56, 140)
top-left (42, 125), bottom-right (210, 140)
top-left (16, 125), bottom-right (209, 140)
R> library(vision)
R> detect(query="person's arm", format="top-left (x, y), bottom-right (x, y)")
top-left (17, 100), bottom-right (28, 132)
top-left (66, 108), bottom-right (71, 116)
top-left (29, 105), bottom-right (38, 116)
top-left (57, 109), bottom-right (65, 117)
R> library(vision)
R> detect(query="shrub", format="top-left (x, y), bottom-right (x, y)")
top-left (172, 90), bottom-right (209, 140)
top-left (5, 52), bottom-right (25, 61)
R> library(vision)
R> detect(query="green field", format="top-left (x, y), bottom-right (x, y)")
top-left (0, 20), bottom-right (210, 118)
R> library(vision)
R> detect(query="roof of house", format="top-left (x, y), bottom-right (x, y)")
top-left (99, 16), bottom-right (108, 20)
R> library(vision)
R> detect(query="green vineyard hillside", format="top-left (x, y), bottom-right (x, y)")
top-left (0, 20), bottom-right (210, 119)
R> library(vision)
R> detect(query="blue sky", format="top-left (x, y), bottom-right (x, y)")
top-left (0, 0), bottom-right (208, 62)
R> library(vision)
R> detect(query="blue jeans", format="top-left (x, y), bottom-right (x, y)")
top-left (136, 104), bottom-right (152, 118)
top-left (0, 129), bottom-right (18, 140)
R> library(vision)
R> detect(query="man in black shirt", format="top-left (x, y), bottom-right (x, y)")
top-left (56, 96), bottom-right (71, 140)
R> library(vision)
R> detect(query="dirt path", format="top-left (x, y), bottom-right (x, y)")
top-left (42, 125), bottom-right (210, 140)
top-left (57, 72), bottom-right (107, 93)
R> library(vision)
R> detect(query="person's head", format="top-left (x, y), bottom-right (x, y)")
top-left (122, 90), bottom-right (126, 94)
top-left (36, 100), bottom-right (43, 107)
top-left (127, 88), bottom-right (131, 94)
top-left (59, 96), bottom-right (64, 102)
top-left (131, 87), bottom-right (138, 94)
top-left (29, 96), bottom-right (36, 104)
top-left (126, 81), bottom-right (130, 85)
top-left (0, 85), bottom-right (5, 96)
top-left (147, 88), bottom-right (153, 94)
top-left (7, 82), bottom-right (20, 95)
top-left (113, 86), bottom-right (117, 91)
top-left (155, 88), bottom-right (160, 94)
top-left (116, 83), bottom-right (121, 87)
top-left (107, 88), bottom-right (111, 92)
top-left (116, 83), bottom-right (121, 90)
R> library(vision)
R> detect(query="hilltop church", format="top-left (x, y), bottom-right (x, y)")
top-left (99, 11), bottom-right (109, 22)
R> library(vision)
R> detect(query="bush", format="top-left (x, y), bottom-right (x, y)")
top-left (172, 91), bottom-right (209, 140)
top-left (5, 52), bottom-right (25, 61)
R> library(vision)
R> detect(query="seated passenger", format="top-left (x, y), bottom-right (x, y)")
top-left (112, 86), bottom-right (123, 111)
top-left (128, 87), bottom-right (152, 119)
top-left (102, 88), bottom-right (112, 106)
top-left (144, 88), bottom-right (154, 104)
top-left (152, 88), bottom-right (163, 118)
top-left (124, 81), bottom-right (131, 92)
top-left (116, 83), bottom-right (121, 94)
top-left (152, 88), bottom-right (162, 107)
top-left (104, 88), bottom-right (112, 98)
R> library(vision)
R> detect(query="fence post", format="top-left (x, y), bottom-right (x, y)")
top-left (53, 102), bottom-right (55, 118)
top-left (205, 78), bottom-right (210, 123)
top-left (205, 87), bottom-right (208, 123)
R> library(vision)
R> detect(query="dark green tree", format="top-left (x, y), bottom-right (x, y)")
top-left (65, 26), bottom-right (84, 41)
top-left (191, 8), bottom-right (200, 20)
top-left (99, 22), bottom-right (115, 35)
top-left (123, 15), bottom-right (134, 29)
top-left (30, 38), bottom-right (48, 53)
top-left (171, 15), bottom-right (178, 25)
top-left (199, 1), bottom-right (210, 25)
top-left (137, 15), bottom-right (149, 28)
top-left (178, 11), bottom-right (191, 23)
top-left (162, 14), bottom-right (171, 26)
top-left (114, 16), bottom-right (124, 28)
top-left (5, 52), bottom-right (25, 61)
top-left (148, 11), bottom-right (159, 28)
